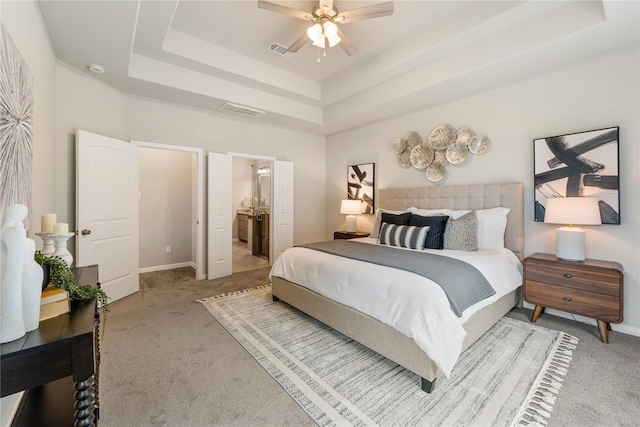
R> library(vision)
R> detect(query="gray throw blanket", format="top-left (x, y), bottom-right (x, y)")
top-left (298, 240), bottom-right (495, 317)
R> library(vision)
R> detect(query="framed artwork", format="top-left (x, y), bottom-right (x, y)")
top-left (533, 126), bottom-right (620, 224)
top-left (347, 163), bottom-right (375, 214)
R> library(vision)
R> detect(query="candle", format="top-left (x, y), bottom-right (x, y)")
top-left (53, 223), bottom-right (69, 235)
top-left (41, 214), bottom-right (56, 233)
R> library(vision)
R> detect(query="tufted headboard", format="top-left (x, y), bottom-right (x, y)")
top-left (378, 183), bottom-right (524, 260)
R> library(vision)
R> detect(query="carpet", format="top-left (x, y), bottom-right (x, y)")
top-left (198, 286), bottom-right (578, 427)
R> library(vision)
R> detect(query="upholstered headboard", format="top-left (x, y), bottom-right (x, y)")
top-left (378, 183), bottom-right (524, 260)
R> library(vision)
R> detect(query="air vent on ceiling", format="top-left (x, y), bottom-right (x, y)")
top-left (268, 42), bottom-right (293, 58)
top-left (219, 102), bottom-right (265, 117)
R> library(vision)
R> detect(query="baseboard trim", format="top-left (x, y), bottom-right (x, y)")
top-left (139, 262), bottom-right (195, 273)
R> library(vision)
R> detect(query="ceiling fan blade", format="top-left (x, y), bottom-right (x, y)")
top-left (336, 1), bottom-right (394, 24)
top-left (337, 28), bottom-right (359, 56)
top-left (257, 0), bottom-right (311, 20)
top-left (287, 32), bottom-right (309, 53)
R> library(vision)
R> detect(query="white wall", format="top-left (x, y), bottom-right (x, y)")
top-left (326, 47), bottom-right (640, 337)
top-left (139, 147), bottom-right (193, 270)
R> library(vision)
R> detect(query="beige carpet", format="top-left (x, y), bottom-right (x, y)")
top-left (98, 267), bottom-right (640, 426)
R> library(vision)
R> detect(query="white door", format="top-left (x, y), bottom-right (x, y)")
top-left (76, 129), bottom-right (139, 302)
top-left (271, 160), bottom-right (294, 263)
top-left (207, 153), bottom-right (232, 279)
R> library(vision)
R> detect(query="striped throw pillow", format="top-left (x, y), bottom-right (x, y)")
top-left (378, 223), bottom-right (431, 250)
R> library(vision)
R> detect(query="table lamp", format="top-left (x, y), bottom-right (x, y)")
top-left (340, 200), bottom-right (362, 233)
top-left (544, 197), bottom-right (601, 261)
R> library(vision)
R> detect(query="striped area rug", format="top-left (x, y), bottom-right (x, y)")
top-left (198, 286), bottom-right (578, 427)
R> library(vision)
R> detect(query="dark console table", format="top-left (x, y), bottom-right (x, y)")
top-left (1, 265), bottom-right (100, 426)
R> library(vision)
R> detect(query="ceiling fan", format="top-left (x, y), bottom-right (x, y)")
top-left (257, 0), bottom-right (394, 57)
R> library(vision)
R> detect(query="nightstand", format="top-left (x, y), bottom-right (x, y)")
top-left (334, 231), bottom-right (370, 240)
top-left (523, 252), bottom-right (623, 343)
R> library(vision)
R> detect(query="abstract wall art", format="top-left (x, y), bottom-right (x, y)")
top-left (347, 163), bottom-right (375, 214)
top-left (534, 126), bottom-right (620, 224)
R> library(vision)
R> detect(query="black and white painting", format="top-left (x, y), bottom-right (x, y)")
top-left (534, 126), bottom-right (620, 224)
top-left (347, 163), bottom-right (375, 214)
top-left (0, 24), bottom-right (34, 228)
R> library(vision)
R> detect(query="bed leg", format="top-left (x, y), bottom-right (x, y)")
top-left (421, 378), bottom-right (436, 393)
top-left (272, 295), bottom-right (280, 302)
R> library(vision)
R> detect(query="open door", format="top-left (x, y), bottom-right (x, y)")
top-left (207, 153), bottom-right (232, 279)
top-left (76, 129), bottom-right (139, 302)
top-left (271, 160), bottom-right (294, 263)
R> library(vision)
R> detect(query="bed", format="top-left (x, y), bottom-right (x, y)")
top-left (270, 183), bottom-right (524, 392)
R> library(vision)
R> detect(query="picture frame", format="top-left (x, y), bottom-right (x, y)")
top-left (347, 163), bottom-right (375, 214)
top-left (533, 126), bottom-right (620, 224)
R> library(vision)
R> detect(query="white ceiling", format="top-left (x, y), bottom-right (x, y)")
top-left (36, 0), bottom-right (639, 135)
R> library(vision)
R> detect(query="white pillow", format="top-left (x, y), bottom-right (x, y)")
top-left (369, 208), bottom-right (408, 239)
top-left (448, 209), bottom-right (472, 220)
top-left (475, 207), bottom-right (510, 250)
top-left (408, 207), bottom-right (451, 217)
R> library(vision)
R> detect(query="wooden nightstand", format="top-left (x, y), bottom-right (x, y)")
top-left (334, 231), bottom-right (370, 240)
top-left (523, 252), bottom-right (623, 343)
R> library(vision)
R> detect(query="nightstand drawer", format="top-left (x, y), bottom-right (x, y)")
top-left (524, 260), bottom-right (620, 296)
top-left (524, 280), bottom-right (622, 322)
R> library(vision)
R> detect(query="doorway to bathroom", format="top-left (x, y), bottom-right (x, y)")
top-left (232, 156), bottom-right (270, 273)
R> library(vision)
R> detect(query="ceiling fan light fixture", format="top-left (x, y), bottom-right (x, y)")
top-left (307, 23), bottom-right (322, 41)
top-left (312, 32), bottom-right (325, 48)
top-left (327, 33), bottom-right (341, 48)
top-left (323, 21), bottom-right (338, 38)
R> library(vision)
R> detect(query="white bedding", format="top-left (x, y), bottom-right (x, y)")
top-left (269, 237), bottom-right (523, 377)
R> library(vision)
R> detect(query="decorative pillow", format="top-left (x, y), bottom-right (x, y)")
top-left (378, 223), bottom-right (430, 250)
top-left (475, 207), bottom-right (510, 250)
top-left (408, 215), bottom-right (449, 249)
top-left (381, 212), bottom-right (412, 226)
top-left (369, 209), bottom-right (407, 239)
top-left (444, 211), bottom-right (478, 251)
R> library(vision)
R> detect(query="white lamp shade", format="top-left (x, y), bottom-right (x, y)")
top-left (544, 197), bottom-right (601, 225)
top-left (545, 197), bottom-right (600, 261)
top-left (340, 200), bottom-right (362, 215)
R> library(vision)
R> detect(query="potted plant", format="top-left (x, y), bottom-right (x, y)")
top-left (34, 252), bottom-right (110, 318)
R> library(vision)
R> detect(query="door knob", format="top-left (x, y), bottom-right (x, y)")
top-left (81, 229), bottom-right (92, 235)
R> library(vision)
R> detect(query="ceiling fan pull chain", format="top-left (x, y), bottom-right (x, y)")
top-left (317, 47), bottom-right (321, 64)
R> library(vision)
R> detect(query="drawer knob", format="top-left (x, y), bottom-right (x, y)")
top-left (563, 273), bottom-right (573, 278)
top-left (563, 296), bottom-right (573, 302)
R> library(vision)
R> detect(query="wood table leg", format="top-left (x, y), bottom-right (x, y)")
top-left (597, 320), bottom-right (610, 344)
top-left (530, 305), bottom-right (545, 322)
top-left (74, 375), bottom-right (96, 426)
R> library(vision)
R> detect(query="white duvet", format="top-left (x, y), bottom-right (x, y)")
top-left (269, 237), bottom-right (523, 377)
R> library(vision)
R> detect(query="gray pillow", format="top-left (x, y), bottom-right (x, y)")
top-left (444, 211), bottom-right (478, 251)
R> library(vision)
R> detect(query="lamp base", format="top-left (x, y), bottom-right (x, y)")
top-left (345, 215), bottom-right (357, 233)
top-left (556, 227), bottom-right (585, 261)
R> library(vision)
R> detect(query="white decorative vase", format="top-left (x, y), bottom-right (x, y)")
top-left (1, 204), bottom-right (28, 343)
top-left (22, 238), bottom-right (43, 331)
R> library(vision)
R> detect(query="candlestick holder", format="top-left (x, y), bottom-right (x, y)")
top-left (35, 233), bottom-right (55, 256)
top-left (36, 232), bottom-right (75, 267)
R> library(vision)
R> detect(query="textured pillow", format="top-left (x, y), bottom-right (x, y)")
top-left (408, 215), bottom-right (449, 249)
top-left (369, 209), bottom-right (407, 239)
top-left (444, 211), bottom-right (478, 251)
top-left (378, 223), bottom-right (430, 250)
top-left (475, 207), bottom-right (510, 250)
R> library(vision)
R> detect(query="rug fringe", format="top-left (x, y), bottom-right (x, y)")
top-left (510, 332), bottom-right (579, 427)
top-left (196, 284), bottom-right (272, 303)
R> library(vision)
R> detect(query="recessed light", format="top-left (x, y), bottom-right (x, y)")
top-left (87, 64), bottom-right (105, 74)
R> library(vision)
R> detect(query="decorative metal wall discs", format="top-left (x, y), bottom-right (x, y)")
top-left (428, 124), bottom-right (456, 150)
top-left (398, 149), bottom-right (412, 168)
top-left (468, 134), bottom-right (490, 154)
top-left (410, 143), bottom-right (435, 170)
top-left (434, 149), bottom-right (449, 166)
top-left (392, 137), bottom-right (408, 154)
top-left (445, 141), bottom-right (469, 164)
top-left (455, 127), bottom-right (475, 146)
top-left (425, 162), bottom-right (446, 182)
